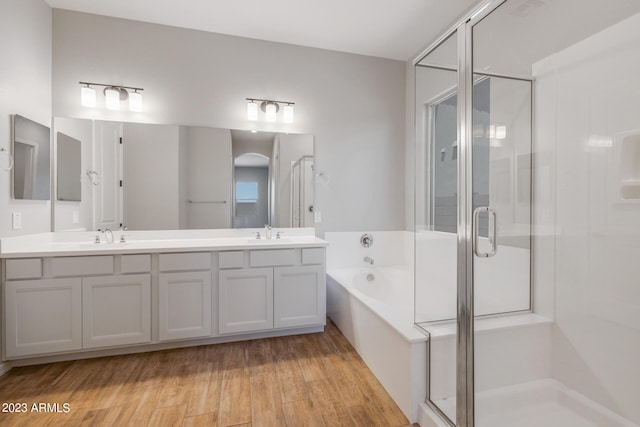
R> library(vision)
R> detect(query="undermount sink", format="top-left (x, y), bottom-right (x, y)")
top-left (247, 238), bottom-right (291, 244)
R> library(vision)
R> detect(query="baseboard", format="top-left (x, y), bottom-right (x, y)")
top-left (0, 361), bottom-right (12, 377)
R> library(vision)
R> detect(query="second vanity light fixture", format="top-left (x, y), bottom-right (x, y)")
top-left (246, 98), bottom-right (295, 124)
top-left (80, 82), bottom-right (144, 112)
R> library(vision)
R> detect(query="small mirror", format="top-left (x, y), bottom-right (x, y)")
top-left (12, 114), bottom-right (51, 200)
top-left (56, 132), bottom-right (81, 201)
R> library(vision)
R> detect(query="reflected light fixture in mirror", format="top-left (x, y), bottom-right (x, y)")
top-left (79, 82), bottom-right (144, 112)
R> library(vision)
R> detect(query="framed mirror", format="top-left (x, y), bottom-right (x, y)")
top-left (12, 114), bottom-right (51, 200)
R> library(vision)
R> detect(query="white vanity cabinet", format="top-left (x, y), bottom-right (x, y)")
top-left (1, 234), bottom-right (327, 363)
top-left (82, 274), bottom-right (151, 349)
top-left (274, 264), bottom-right (325, 328)
top-left (218, 247), bottom-right (326, 335)
top-left (5, 278), bottom-right (82, 358)
top-left (158, 253), bottom-right (212, 341)
top-left (3, 255), bottom-right (152, 358)
top-left (219, 267), bottom-right (274, 334)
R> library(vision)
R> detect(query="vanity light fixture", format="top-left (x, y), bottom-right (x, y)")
top-left (129, 90), bottom-right (143, 112)
top-left (283, 104), bottom-right (294, 124)
top-left (245, 98), bottom-right (295, 123)
top-left (265, 102), bottom-right (278, 122)
top-left (104, 87), bottom-right (121, 110)
top-left (80, 84), bottom-right (96, 108)
top-left (247, 100), bottom-right (258, 121)
top-left (79, 82), bottom-right (144, 112)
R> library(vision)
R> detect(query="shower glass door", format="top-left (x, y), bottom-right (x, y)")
top-left (414, 29), bottom-right (460, 425)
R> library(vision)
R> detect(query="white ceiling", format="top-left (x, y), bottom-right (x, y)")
top-left (44, 0), bottom-right (479, 60)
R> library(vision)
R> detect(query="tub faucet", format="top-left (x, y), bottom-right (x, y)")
top-left (364, 256), bottom-right (374, 265)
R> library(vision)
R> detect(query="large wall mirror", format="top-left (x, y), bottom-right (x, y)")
top-left (52, 118), bottom-right (314, 231)
top-left (12, 114), bottom-right (51, 200)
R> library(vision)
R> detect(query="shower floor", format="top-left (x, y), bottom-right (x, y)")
top-left (423, 379), bottom-right (638, 427)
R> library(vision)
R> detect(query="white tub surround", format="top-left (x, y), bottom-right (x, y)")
top-left (326, 231), bottom-right (426, 424)
top-left (1, 228), bottom-right (327, 365)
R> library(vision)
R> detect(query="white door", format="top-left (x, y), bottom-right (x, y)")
top-left (274, 265), bottom-right (325, 328)
top-left (219, 268), bottom-right (273, 334)
top-left (159, 271), bottom-right (212, 341)
top-left (94, 120), bottom-right (123, 230)
top-left (5, 278), bottom-right (82, 358)
top-left (82, 274), bottom-right (151, 349)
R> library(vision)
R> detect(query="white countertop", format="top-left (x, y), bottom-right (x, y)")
top-left (0, 228), bottom-right (328, 258)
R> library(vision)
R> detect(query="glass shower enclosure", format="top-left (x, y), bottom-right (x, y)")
top-left (414, 0), bottom-right (640, 426)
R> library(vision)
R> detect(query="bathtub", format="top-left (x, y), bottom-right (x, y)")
top-left (326, 231), bottom-right (427, 423)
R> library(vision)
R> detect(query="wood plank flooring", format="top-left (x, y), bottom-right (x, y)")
top-left (0, 319), bottom-right (418, 426)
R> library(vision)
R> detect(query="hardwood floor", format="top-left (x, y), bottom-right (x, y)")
top-left (0, 319), bottom-right (418, 426)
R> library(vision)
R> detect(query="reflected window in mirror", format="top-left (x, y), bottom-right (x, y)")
top-left (233, 152), bottom-right (269, 229)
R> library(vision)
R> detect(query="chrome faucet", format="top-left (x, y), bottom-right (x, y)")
top-left (265, 224), bottom-right (272, 239)
top-left (103, 229), bottom-right (114, 243)
top-left (364, 256), bottom-right (374, 265)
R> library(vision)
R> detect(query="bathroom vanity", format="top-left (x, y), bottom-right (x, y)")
top-left (0, 229), bottom-right (327, 364)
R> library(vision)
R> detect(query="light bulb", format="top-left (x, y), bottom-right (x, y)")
top-left (105, 87), bottom-right (120, 110)
top-left (283, 104), bottom-right (294, 123)
top-left (265, 102), bottom-right (277, 122)
top-left (129, 91), bottom-right (142, 112)
top-left (247, 100), bottom-right (258, 121)
top-left (81, 86), bottom-right (96, 108)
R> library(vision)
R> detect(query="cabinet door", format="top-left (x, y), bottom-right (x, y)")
top-left (82, 274), bottom-right (151, 349)
top-left (159, 271), bottom-right (212, 341)
top-left (5, 278), bottom-right (82, 358)
top-left (219, 268), bottom-right (273, 334)
top-left (274, 265), bottom-right (326, 328)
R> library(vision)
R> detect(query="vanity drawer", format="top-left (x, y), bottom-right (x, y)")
top-left (121, 254), bottom-right (151, 273)
top-left (302, 248), bottom-right (325, 265)
top-left (249, 249), bottom-right (297, 267)
top-left (159, 252), bottom-right (211, 272)
top-left (219, 251), bottom-right (244, 269)
top-left (5, 258), bottom-right (42, 280)
top-left (51, 256), bottom-right (114, 277)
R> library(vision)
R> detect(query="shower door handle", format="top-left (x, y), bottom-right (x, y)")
top-left (473, 206), bottom-right (498, 258)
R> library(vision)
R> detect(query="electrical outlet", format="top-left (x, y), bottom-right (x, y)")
top-left (12, 212), bottom-right (22, 230)
top-left (72, 211), bottom-right (80, 224)
top-left (314, 211), bottom-right (322, 223)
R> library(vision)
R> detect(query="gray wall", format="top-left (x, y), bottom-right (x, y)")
top-left (52, 10), bottom-right (407, 234)
top-left (0, 0), bottom-right (52, 237)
